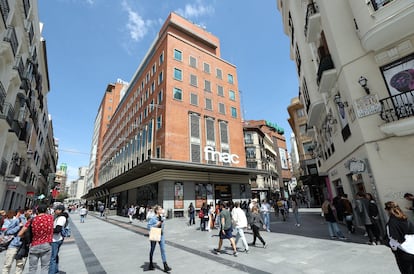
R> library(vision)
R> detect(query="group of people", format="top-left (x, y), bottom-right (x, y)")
top-left (0, 203), bottom-right (70, 274)
top-left (320, 191), bottom-right (414, 274)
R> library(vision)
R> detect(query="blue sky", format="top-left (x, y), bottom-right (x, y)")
top-left (38, 0), bottom-right (298, 181)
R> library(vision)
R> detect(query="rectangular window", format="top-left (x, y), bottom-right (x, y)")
top-left (227, 74), bottom-right (234, 84)
top-left (297, 108), bottom-right (305, 117)
top-left (157, 90), bottom-right (163, 104)
top-left (190, 113), bottom-right (201, 163)
top-left (231, 107), bottom-right (237, 118)
top-left (203, 62), bottom-right (210, 73)
top-left (190, 93), bottom-right (198, 106)
top-left (159, 52), bottom-right (164, 65)
top-left (158, 71), bottom-right (163, 85)
top-left (174, 68), bottom-right (182, 81)
top-left (151, 81), bottom-right (155, 93)
top-left (156, 115), bottom-right (162, 129)
top-left (217, 85), bottom-right (224, 96)
top-left (205, 98), bottom-right (212, 110)
top-left (218, 103), bottom-right (225, 114)
top-left (152, 63), bottom-right (156, 75)
top-left (174, 49), bottom-right (182, 61)
top-left (190, 74), bottom-right (198, 87)
top-left (246, 147), bottom-right (256, 158)
top-left (173, 87), bottom-right (182, 100)
top-left (204, 80), bottom-right (211, 92)
top-left (189, 56), bottom-right (197, 68)
top-left (216, 68), bottom-right (222, 79)
top-left (229, 90), bottom-right (236, 100)
top-left (299, 124), bottom-right (307, 135)
top-left (219, 121), bottom-right (229, 144)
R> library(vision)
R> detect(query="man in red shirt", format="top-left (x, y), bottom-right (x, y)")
top-left (18, 204), bottom-right (54, 273)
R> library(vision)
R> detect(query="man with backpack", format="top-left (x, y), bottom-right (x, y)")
top-left (49, 204), bottom-right (69, 274)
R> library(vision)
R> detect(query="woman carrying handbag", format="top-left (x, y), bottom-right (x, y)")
top-left (147, 205), bottom-right (172, 272)
top-left (385, 201), bottom-right (414, 273)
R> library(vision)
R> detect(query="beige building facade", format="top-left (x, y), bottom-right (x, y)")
top-left (0, 0), bottom-right (57, 209)
top-left (278, 0), bottom-right (414, 222)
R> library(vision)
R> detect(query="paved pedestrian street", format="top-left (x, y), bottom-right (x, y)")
top-left (0, 209), bottom-right (399, 274)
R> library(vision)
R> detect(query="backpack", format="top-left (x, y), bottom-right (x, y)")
top-left (198, 210), bottom-right (204, 219)
top-left (61, 218), bottom-right (71, 238)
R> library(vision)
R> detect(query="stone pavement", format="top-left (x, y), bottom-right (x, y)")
top-left (0, 209), bottom-right (400, 274)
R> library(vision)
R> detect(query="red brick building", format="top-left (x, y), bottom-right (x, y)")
top-left (86, 13), bottom-right (259, 216)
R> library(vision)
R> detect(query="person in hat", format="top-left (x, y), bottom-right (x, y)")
top-left (49, 204), bottom-right (68, 274)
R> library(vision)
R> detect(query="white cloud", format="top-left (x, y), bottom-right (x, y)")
top-left (122, 1), bottom-right (154, 42)
top-left (176, 1), bottom-right (215, 20)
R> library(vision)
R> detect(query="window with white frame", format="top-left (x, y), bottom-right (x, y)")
top-left (190, 93), bottom-right (198, 106)
top-left (203, 62), bottom-right (210, 73)
top-left (205, 98), bottom-right (212, 110)
top-left (216, 68), bottom-right (222, 79)
top-left (204, 80), bottom-right (211, 92)
top-left (218, 103), bottom-right (225, 114)
top-left (229, 90), bottom-right (235, 101)
top-left (174, 68), bottom-right (182, 81)
top-left (190, 74), bottom-right (197, 87)
top-left (227, 74), bottom-right (234, 84)
top-left (217, 85), bottom-right (224, 96)
top-left (173, 87), bottom-right (182, 100)
top-left (174, 49), bottom-right (182, 61)
top-left (189, 56), bottom-right (197, 68)
top-left (231, 107), bottom-right (237, 118)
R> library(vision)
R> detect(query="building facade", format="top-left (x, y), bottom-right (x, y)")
top-left (86, 79), bottom-right (127, 194)
top-left (0, 0), bottom-right (57, 210)
top-left (85, 13), bottom-right (259, 216)
top-left (243, 120), bottom-right (291, 200)
top-left (288, 97), bottom-right (325, 206)
top-left (278, 0), bottom-right (414, 222)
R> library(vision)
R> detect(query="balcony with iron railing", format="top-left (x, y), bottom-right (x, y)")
top-left (358, 0), bottom-right (414, 51)
top-left (0, 0), bottom-right (10, 27)
top-left (304, 2), bottom-right (320, 43)
top-left (0, 102), bottom-right (15, 127)
top-left (2, 26), bottom-right (18, 57)
top-left (379, 90), bottom-right (414, 136)
top-left (0, 158), bottom-right (8, 176)
top-left (317, 54), bottom-right (337, 94)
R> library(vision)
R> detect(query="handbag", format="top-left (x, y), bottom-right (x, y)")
top-left (0, 233), bottom-right (14, 252)
top-left (400, 234), bottom-right (414, 255)
top-left (149, 227), bottom-right (162, 242)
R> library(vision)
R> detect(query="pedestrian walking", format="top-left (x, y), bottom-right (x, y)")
top-left (321, 200), bottom-right (347, 240)
top-left (79, 206), bottom-right (88, 223)
top-left (1, 208), bottom-right (32, 274)
top-left (138, 205), bottom-right (146, 222)
top-left (232, 201), bottom-right (249, 253)
top-left (384, 201), bottom-right (414, 274)
top-left (355, 192), bottom-right (380, 245)
top-left (199, 203), bottom-right (208, 231)
top-left (341, 194), bottom-right (355, 233)
top-left (261, 199), bottom-right (271, 232)
top-left (291, 195), bottom-right (301, 227)
top-left (18, 204), bottom-right (54, 274)
top-left (147, 205), bottom-right (172, 272)
top-left (188, 203), bottom-right (195, 225)
top-left (366, 193), bottom-right (382, 243)
top-left (128, 204), bottom-right (136, 224)
top-left (49, 204), bottom-right (67, 274)
top-left (248, 205), bottom-right (267, 248)
top-left (213, 201), bottom-right (238, 256)
top-left (98, 204), bottom-right (105, 217)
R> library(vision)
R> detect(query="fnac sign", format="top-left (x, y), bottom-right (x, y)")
top-left (204, 146), bottom-right (239, 164)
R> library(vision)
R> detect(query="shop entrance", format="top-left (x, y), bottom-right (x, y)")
top-left (215, 184), bottom-right (232, 203)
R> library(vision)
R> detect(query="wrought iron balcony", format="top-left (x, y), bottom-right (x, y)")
top-left (0, 0), bottom-right (10, 27)
top-left (3, 26), bottom-right (18, 57)
top-left (371, 0), bottom-right (395, 11)
top-left (0, 102), bottom-right (15, 126)
top-left (304, 2), bottom-right (320, 43)
top-left (380, 90), bottom-right (414, 122)
top-left (0, 158), bottom-right (7, 176)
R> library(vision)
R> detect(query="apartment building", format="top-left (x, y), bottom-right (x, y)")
top-left (85, 79), bottom-right (127, 194)
top-left (278, 0), bottom-right (414, 222)
top-left (85, 13), bottom-right (258, 216)
top-left (288, 97), bottom-right (325, 206)
top-left (243, 120), bottom-right (291, 201)
top-left (0, 0), bottom-right (57, 210)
